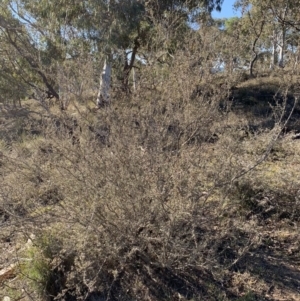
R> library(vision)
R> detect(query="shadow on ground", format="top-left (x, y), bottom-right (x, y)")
top-left (231, 245), bottom-right (300, 299)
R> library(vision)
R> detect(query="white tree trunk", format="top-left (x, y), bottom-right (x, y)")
top-left (270, 30), bottom-right (278, 69)
top-left (96, 0), bottom-right (111, 107)
top-left (96, 59), bottom-right (111, 107)
top-left (132, 67), bottom-right (136, 91)
top-left (278, 27), bottom-right (285, 68)
top-left (294, 49), bottom-right (300, 74)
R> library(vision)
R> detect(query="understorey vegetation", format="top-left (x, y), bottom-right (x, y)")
top-left (1, 1), bottom-right (300, 300)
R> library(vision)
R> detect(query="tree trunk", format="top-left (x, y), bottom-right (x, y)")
top-left (270, 29), bottom-right (278, 69)
top-left (132, 67), bottom-right (136, 92)
top-left (96, 59), bottom-right (111, 107)
top-left (278, 26), bottom-right (285, 68)
top-left (122, 36), bottom-right (140, 92)
top-left (249, 20), bottom-right (265, 77)
top-left (96, 0), bottom-right (112, 107)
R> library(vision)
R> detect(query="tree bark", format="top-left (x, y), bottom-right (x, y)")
top-left (248, 14), bottom-right (265, 77)
top-left (270, 30), bottom-right (278, 69)
top-left (278, 26), bottom-right (286, 68)
top-left (96, 59), bottom-right (112, 107)
top-left (122, 36), bottom-right (140, 92)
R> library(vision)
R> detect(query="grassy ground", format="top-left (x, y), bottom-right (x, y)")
top-left (1, 72), bottom-right (300, 301)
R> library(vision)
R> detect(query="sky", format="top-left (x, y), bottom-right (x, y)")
top-left (212, 0), bottom-right (240, 19)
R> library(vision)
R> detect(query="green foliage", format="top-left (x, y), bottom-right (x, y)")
top-left (237, 291), bottom-right (256, 301)
top-left (224, 17), bottom-right (240, 33)
top-left (20, 234), bottom-right (63, 297)
top-left (21, 245), bottom-right (52, 296)
top-left (0, 0), bottom-right (227, 102)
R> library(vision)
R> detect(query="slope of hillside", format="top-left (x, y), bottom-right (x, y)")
top-left (1, 72), bottom-right (300, 301)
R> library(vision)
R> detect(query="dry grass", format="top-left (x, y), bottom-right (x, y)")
top-left (1, 44), bottom-right (300, 301)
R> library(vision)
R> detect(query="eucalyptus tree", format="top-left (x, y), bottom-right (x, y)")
top-left (221, 17), bottom-right (246, 73)
top-left (266, 0), bottom-right (300, 68)
top-left (1, 0), bottom-right (224, 108)
top-left (0, 25), bottom-right (28, 105)
top-left (0, 3), bottom-right (61, 105)
top-left (235, 0), bottom-right (300, 70)
top-left (267, 0), bottom-right (300, 32)
top-left (231, 5), bottom-right (266, 76)
top-left (95, 0), bottom-right (225, 105)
